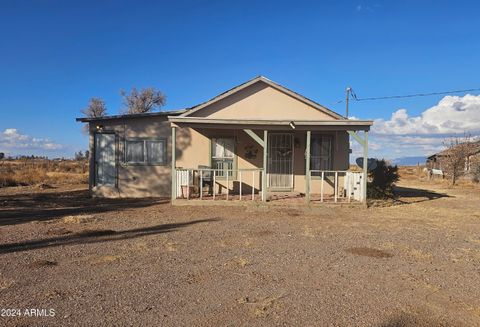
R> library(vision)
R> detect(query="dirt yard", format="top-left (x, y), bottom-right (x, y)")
top-left (0, 178), bottom-right (479, 326)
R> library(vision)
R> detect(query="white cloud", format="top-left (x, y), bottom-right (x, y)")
top-left (352, 94), bottom-right (480, 161)
top-left (373, 94), bottom-right (480, 135)
top-left (0, 128), bottom-right (63, 153)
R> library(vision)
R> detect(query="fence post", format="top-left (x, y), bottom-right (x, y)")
top-left (305, 131), bottom-right (311, 203)
top-left (334, 171), bottom-right (338, 203)
top-left (362, 131), bottom-right (368, 203)
top-left (239, 170), bottom-right (242, 201)
top-left (200, 170), bottom-right (203, 199)
top-left (213, 170), bottom-right (216, 200)
top-left (262, 130), bottom-right (268, 202)
top-left (321, 171), bottom-right (324, 202)
top-left (252, 171), bottom-right (255, 201)
top-left (226, 170), bottom-right (229, 201)
top-left (171, 127), bottom-right (176, 203)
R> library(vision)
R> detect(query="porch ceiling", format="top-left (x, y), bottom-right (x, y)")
top-left (168, 116), bottom-right (373, 131)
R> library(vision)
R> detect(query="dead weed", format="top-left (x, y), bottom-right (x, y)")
top-left (62, 214), bottom-right (100, 224)
top-left (346, 247), bottom-right (393, 258)
top-left (28, 259), bottom-right (58, 269)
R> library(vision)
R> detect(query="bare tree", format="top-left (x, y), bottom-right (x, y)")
top-left (121, 87), bottom-right (166, 114)
top-left (81, 98), bottom-right (107, 134)
top-left (442, 134), bottom-right (473, 185)
top-left (81, 97), bottom-right (107, 118)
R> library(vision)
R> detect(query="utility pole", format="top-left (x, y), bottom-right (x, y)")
top-left (345, 87), bottom-right (351, 118)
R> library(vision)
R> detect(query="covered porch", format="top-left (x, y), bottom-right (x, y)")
top-left (169, 117), bottom-right (372, 204)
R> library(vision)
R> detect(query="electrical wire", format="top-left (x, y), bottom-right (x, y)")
top-left (334, 87), bottom-right (480, 105)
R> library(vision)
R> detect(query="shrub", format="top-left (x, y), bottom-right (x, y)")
top-left (367, 159), bottom-right (399, 199)
top-left (472, 160), bottom-right (480, 183)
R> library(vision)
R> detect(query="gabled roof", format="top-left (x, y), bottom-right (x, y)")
top-left (180, 76), bottom-right (345, 119)
top-left (427, 140), bottom-right (480, 159)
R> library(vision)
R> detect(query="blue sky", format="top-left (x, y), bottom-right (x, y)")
top-left (1, 0), bottom-right (479, 159)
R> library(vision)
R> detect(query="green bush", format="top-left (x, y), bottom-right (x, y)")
top-left (367, 159), bottom-right (399, 199)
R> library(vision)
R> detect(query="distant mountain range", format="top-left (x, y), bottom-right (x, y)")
top-left (390, 156), bottom-right (426, 166)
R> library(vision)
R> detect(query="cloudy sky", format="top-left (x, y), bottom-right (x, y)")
top-left (351, 94), bottom-right (480, 160)
top-left (0, 1), bottom-right (479, 159)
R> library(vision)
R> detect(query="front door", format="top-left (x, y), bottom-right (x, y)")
top-left (94, 133), bottom-right (116, 186)
top-left (267, 133), bottom-right (294, 190)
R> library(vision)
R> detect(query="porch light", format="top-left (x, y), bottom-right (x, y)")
top-left (289, 121), bottom-right (296, 129)
top-left (96, 125), bottom-right (104, 131)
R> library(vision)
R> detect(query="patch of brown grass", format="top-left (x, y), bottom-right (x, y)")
top-left (62, 214), bottom-right (99, 224)
top-left (245, 293), bottom-right (288, 318)
top-left (28, 260), bottom-right (58, 269)
top-left (0, 159), bottom-right (88, 188)
top-left (0, 275), bottom-right (14, 290)
top-left (74, 229), bottom-right (116, 237)
top-left (47, 171), bottom-right (87, 184)
top-left (88, 255), bottom-right (122, 264)
top-left (0, 168), bottom-right (48, 187)
top-left (45, 227), bottom-right (73, 236)
top-left (346, 247), bottom-right (393, 258)
top-left (251, 230), bottom-right (273, 237)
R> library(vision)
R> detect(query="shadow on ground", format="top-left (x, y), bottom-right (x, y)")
top-left (393, 185), bottom-right (451, 205)
top-left (377, 312), bottom-right (451, 327)
top-left (0, 189), bottom-right (167, 226)
top-left (0, 218), bottom-right (220, 254)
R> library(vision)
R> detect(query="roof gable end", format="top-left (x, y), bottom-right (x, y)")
top-left (180, 76), bottom-right (345, 120)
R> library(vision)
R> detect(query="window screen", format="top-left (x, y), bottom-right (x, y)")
top-left (126, 140), bottom-right (144, 163)
top-left (147, 140), bottom-right (166, 164)
top-left (211, 138), bottom-right (234, 177)
top-left (125, 139), bottom-right (166, 165)
top-left (311, 135), bottom-right (332, 173)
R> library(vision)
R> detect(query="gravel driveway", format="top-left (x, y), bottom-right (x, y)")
top-left (0, 179), bottom-right (479, 326)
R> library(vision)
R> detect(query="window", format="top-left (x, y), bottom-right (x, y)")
top-left (310, 135), bottom-right (332, 175)
top-left (147, 140), bottom-right (166, 164)
top-left (126, 140), bottom-right (144, 163)
top-left (211, 138), bottom-right (235, 177)
top-left (125, 139), bottom-right (166, 165)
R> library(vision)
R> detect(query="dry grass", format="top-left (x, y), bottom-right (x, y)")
top-left (28, 260), bottom-right (58, 269)
top-left (398, 165), bottom-right (480, 189)
top-left (345, 247), bottom-right (393, 258)
top-left (62, 214), bottom-right (99, 224)
top-left (0, 159), bottom-right (88, 188)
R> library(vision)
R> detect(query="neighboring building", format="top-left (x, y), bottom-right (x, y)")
top-left (77, 76), bottom-right (373, 203)
top-left (426, 141), bottom-right (480, 176)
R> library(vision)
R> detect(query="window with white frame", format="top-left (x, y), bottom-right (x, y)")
top-left (125, 139), bottom-right (166, 165)
top-left (310, 135), bottom-right (332, 175)
top-left (211, 138), bottom-right (234, 177)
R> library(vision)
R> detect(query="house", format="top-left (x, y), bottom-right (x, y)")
top-left (77, 76), bottom-right (373, 203)
top-left (426, 141), bottom-right (480, 177)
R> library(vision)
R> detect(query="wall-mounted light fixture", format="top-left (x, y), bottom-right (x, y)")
top-left (289, 121), bottom-right (296, 129)
top-left (96, 125), bottom-right (104, 131)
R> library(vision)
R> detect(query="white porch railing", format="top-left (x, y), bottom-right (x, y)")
top-left (308, 170), bottom-right (364, 203)
top-left (175, 168), bottom-right (263, 201)
top-left (174, 168), bottom-right (363, 203)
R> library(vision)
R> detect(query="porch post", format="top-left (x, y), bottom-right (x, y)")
top-left (362, 131), bottom-right (368, 203)
top-left (305, 130), bottom-right (311, 203)
top-left (262, 130), bottom-right (268, 202)
top-left (171, 126), bottom-right (176, 203)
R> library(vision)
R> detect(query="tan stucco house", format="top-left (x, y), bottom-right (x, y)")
top-left (77, 76), bottom-right (372, 204)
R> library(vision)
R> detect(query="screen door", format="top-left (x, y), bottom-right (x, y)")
top-left (94, 133), bottom-right (116, 186)
top-left (267, 133), bottom-right (294, 189)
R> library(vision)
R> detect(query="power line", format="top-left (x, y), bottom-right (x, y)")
top-left (334, 87), bottom-right (480, 105)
